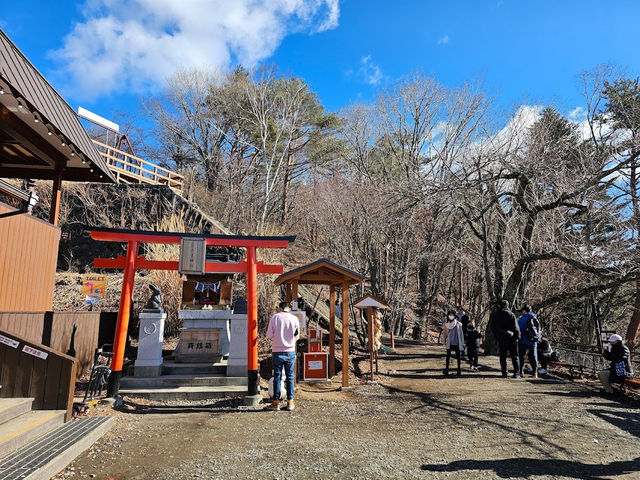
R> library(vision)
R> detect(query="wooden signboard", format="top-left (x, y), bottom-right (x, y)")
top-left (81, 274), bottom-right (107, 296)
top-left (179, 238), bottom-right (206, 275)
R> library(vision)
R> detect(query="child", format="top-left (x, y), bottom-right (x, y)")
top-left (466, 320), bottom-right (483, 370)
top-left (537, 338), bottom-right (554, 375)
top-left (442, 310), bottom-right (465, 376)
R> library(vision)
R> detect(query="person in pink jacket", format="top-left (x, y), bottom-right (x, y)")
top-left (265, 302), bottom-right (300, 411)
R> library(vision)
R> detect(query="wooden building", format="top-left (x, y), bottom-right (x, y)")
top-left (0, 28), bottom-right (115, 311)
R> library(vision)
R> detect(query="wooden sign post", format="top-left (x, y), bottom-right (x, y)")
top-left (353, 294), bottom-right (390, 383)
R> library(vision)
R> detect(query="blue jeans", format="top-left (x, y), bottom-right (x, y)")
top-left (272, 351), bottom-right (296, 400)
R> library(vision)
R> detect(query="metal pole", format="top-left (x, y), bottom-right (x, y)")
top-left (246, 246), bottom-right (259, 396)
top-left (107, 240), bottom-right (138, 397)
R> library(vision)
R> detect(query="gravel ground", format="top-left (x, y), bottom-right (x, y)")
top-left (56, 340), bottom-right (640, 480)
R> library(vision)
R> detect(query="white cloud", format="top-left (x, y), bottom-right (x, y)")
top-left (49, 0), bottom-right (340, 100)
top-left (358, 55), bottom-right (383, 85)
top-left (437, 35), bottom-right (449, 45)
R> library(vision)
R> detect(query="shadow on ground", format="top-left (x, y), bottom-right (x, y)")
top-left (420, 457), bottom-right (640, 479)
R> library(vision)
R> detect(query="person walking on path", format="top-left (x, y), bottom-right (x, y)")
top-left (518, 305), bottom-right (541, 378)
top-left (457, 306), bottom-right (470, 358)
top-left (599, 334), bottom-right (633, 394)
top-left (266, 301), bottom-right (300, 411)
top-left (443, 310), bottom-right (465, 376)
top-left (490, 299), bottom-right (521, 378)
top-left (465, 320), bottom-right (483, 371)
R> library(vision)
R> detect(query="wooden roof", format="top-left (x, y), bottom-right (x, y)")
top-left (0, 29), bottom-right (115, 182)
top-left (353, 294), bottom-right (390, 309)
top-left (275, 258), bottom-right (365, 287)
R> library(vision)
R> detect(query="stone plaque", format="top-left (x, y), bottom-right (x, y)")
top-left (175, 328), bottom-right (221, 362)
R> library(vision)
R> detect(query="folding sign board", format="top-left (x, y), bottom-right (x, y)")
top-left (179, 238), bottom-right (206, 275)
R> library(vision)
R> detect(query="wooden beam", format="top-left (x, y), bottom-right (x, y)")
top-left (48, 165), bottom-right (63, 225)
top-left (342, 283), bottom-right (349, 388)
top-left (329, 285), bottom-right (336, 378)
top-left (292, 280), bottom-right (299, 304)
top-left (89, 230), bottom-right (293, 249)
top-left (297, 274), bottom-right (345, 283)
top-left (94, 255), bottom-right (282, 274)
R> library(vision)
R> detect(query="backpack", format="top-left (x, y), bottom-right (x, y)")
top-left (526, 315), bottom-right (542, 342)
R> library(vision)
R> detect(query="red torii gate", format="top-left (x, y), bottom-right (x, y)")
top-left (87, 227), bottom-right (295, 401)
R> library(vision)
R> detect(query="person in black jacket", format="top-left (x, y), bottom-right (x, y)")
top-left (599, 334), bottom-right (634, 393)
top-left (465, 320), bottom-right (483, 370)
top-left (490, 299), bottom-right (521, 378)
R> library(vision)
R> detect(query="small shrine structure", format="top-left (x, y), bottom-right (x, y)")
top-left (353, 294), bottom-right (389, 382)
top-left (88, 226), bottom-right (295, 403)
top-left (274, 259), bottom-right (365, 388)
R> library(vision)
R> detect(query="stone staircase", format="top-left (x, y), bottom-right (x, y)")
top-left (119, 360), bottom-right (247, 401)
top-left (0, 398), bottom-right (113, 480)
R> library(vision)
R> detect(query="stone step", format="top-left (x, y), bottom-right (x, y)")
top-left (119, 385), bottom-right (248, 401)
top-left (120, 375), bottom-right (248, 388)
top-left (0, 410), bottom-right (65, 460)
top-left (0, 398), bottom-right (33, 425)
top-left (0, 416), bottom-right (114, 480)
top-left (162, 361), bottom-right (227, 375)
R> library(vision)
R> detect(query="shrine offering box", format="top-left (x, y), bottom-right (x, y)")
top-left (181, 276), bottom-right (232, 309)
top-left (303, 352), bottom-right (328, 381)
top-left (308, 328), bottom-right (322, 352)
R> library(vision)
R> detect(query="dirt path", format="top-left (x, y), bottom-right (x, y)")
top-left (58, 340), bottom-right (640, 480)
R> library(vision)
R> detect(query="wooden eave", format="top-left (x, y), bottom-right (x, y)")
top-left (275, 258), bottom-right (365, 287)
top-left (0, 29), bottom-right (115, 183)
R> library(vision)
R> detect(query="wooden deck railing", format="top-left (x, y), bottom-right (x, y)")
top-left (0, 329), bottom-right (76, 421)
top-left (92, 139), bottom-right (184, 193)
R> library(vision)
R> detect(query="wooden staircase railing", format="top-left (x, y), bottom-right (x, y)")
top-left (0, 329), bottom-right (76, 421)
top-left (92, 139), bottom-right (184, 193)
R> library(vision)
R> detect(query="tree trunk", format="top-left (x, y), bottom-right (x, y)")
top-left (626, 279), bottom-right (640, 349)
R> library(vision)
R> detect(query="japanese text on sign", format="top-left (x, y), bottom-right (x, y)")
top-left (22, 345), bottom-right (49, 360)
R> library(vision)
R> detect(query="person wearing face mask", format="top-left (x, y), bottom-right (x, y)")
top-left (442, 309), bottom-right (465, 376)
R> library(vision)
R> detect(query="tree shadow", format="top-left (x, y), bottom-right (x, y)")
top-left (420, 457), bottom-right (640, 479)
top-left (588, 408), bottom-right (640, 439)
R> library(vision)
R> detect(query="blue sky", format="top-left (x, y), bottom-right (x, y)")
top-left (2, 1), bottom-right (640, 126)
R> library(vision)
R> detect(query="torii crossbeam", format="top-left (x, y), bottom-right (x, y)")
top-left (86, 226), bottom-right (295, 401)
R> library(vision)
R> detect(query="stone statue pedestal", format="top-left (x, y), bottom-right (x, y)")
top-left (227, 313), bottom-right (248, 377)
top-left (135, 311), bottom-right (166, 377)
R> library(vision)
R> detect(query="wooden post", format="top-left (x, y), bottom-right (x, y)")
top-left (107, 240), bottom-right (138, 397)
top-left (390, 331), bottom-right (395, 349)
top-left (49, 165), bottom-right (63, 226)
top-left (341, 283), bottom-right (349, 388)
top-left (292, 280), bottom-right (299, 305)
top-left (285, 283), bottom-right (292, 303)
top-left (246, 246), bottom-right (259, 397)
top-left (329, 286), bottom-right (336, 378)
top-left (367, 307), bottom-right (374, 381)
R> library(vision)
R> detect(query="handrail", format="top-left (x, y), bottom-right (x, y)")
top-left (0, 328), bottom-right (76, 421)
top-left (92, 139), bottom-right (184, 192)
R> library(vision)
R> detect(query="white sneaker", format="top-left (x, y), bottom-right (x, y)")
top-left (539, 369), bottom-right (547, 375)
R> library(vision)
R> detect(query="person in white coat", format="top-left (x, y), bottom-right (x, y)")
top-left (443, 309), bottom-right (465, 376)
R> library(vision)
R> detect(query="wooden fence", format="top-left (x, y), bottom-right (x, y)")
top-left (0, 311), bottom-right (110, 376)
top-left (0, 201), bottom-right (60, 311)
top-left (0, 329), bottom-right (76, 421)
